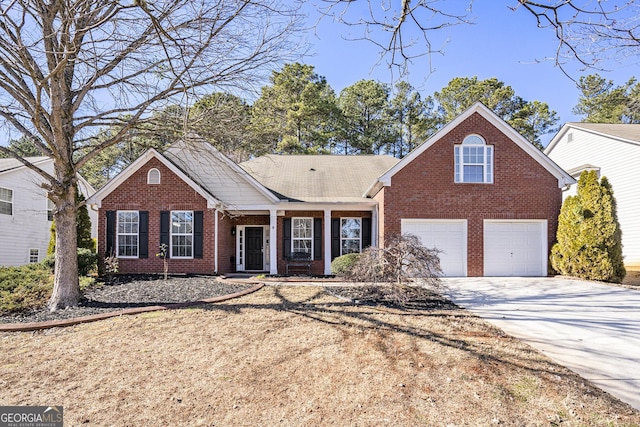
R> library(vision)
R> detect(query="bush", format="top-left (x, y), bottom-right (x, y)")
top-left (77, 248), bottom-right (98, 276)
top-left (331, 253), bottom-right (361, 276)
top-left (0, 263), bottom-right (53, 314)
top-left (43, 248), bottom-right (98, 276)
top-left (551, 171), bottom-right (625, 283)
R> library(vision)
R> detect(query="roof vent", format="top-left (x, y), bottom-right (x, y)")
top-left (310, 168), bottom-right (316, 171)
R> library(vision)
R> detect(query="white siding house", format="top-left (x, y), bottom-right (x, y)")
top-left (545, 123), bottom-right (640, 267)
top-left (0, 157), bottom-right (96, 266)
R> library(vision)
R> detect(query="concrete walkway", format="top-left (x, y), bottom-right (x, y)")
top-left (443, 277), bottom-right (640, 411)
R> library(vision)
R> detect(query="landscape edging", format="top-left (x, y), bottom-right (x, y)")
top-left (0, 282), bottom-right (264, 333)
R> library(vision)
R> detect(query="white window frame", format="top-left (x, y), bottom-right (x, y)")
top-left (454, 134), bottom-right (493, 184)
top-left (291, 217), bottom-right (313, 257)
top-left (170, 210), bottom-right (194, 259)
top-left (0, 187), bottom-right (13, 216)
top-left (117, 210), bottom-right (139, 258)
top-left (147, 168), bottom-right (161, 185)
top-left (29, 248), bottom-right (39, 263)
top-left (46, 198), bottom-right (54, 222)
top-left (340, 217), bottom-right (362, 255)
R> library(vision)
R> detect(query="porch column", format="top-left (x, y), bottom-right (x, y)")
top-left (372, 205), bottom-right (378, 247)
top-left (269, 209), bottom-right (278, 274)
top-left (324, 209), bottom-right (332, 275)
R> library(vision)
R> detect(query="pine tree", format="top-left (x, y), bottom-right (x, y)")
top-left (551, 171), bottom-right (625, 282)
top-left (48, 191), bottom-right (95, 254)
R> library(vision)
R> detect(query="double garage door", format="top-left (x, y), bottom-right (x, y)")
top-left (401, 219), bottom-right (547, 277)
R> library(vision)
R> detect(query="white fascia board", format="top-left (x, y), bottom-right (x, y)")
top-left (0, 157), bottom-right (53, 177)
top-left (376, 102), bottom-right (574, 189)
top-left (228, 201), bottom-right (377, 213)
top-left (87, 149), bottom-right (222, 209)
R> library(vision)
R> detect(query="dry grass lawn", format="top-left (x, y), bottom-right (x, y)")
top-left (1, 285), bottom-right (639, 426)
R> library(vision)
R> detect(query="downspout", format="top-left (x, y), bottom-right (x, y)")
top-left (214, 208), bottom-right (219, 274)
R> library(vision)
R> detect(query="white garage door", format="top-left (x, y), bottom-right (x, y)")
top-left (401, 219), bottom-right (467, 277)
top-left (484, 221), bottom-right (547, 276)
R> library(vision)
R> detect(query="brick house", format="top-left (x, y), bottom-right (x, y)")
top-left (88, 102), bottom-right (574, 277)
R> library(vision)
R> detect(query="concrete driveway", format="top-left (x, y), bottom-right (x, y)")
top-left (443, 277), bottom-right (640, 411)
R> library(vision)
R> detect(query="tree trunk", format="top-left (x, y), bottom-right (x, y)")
top-left (48, 186), bottom-right (81, 311)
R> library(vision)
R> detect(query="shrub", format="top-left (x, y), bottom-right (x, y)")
top-left (43, 248), bottom-right (98, 276)
top-left (0, 263), bottom-right (53, 315)
top-left (77, 248), bottom-right (98, 276)
top-left (551, 171), bottom-right (625, 283)
top-left (331, 253), bottom-right (361, 276)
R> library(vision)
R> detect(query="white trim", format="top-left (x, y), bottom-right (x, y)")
top-left (291, 217), bottom-right (314, 258)
top-left (454, 135), bottom-right (494, 184)
top-left (116, 210), bottom-right (140, 259)
top-left (0, 186), bottom-right (13, 216)
top-left (28, 248), bottom-right (39, 264)
top-left (235, 225), bottom-right (268, 271)
top-left (165, 138), bottom-right (280, 204)
top-left (371, 102), bottom-right (575, 193)
top-left (323, 210), bottom-right (331, 275)
top-left (483, 219), bottom-right (547, 277)
top-left (87, 149), bottom-right (221, 209)
top-left (269, 209), bottom-right (278, 274)
top-left (147, 168), bottom-right (161, 185)
top-left (170, 210), bottom-right (194, 259)
top-left (401, 218), bottom-right (468, 277)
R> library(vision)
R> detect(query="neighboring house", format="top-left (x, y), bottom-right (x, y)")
top-left (0, 157), bottom-right (96, 266)
top-left (88, 102), bottom-right (573, 277)
top-left (545, 123), bottom-right (640, 268)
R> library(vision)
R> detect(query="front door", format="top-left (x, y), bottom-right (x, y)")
top-left (245, 227), bottom-right (264, 270)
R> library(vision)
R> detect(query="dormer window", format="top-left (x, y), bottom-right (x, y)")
top-left (147, 168), bottom-right (161, 185)
top-left (454, 135), bottom-right (493, 184)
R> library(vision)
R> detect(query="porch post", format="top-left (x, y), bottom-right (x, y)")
top-left (324, 209), bottom-right (332, 275)
top-left (269, 209), bottom-right (278, 274)
top-left (372, 205), bottom-right (378, 247)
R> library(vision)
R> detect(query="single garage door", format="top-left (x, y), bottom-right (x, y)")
top-left (401, 219), bottom-right (467, 277)
top-left (484, 220), bottom-right (547, 276)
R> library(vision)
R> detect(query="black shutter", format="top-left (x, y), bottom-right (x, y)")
top-left (139, 211), bottom-right (149, 258)
top-left (160, 211), bottom-right (170, 257)
top-left (282, 218), bottom-right (291, 259)
top-left (362, 217), bottom-right (372, 249)
top-left (106, 211), bottom-right (115, 256)
top-left (194, 211), bottom-right (203, 259)
top-left (313, 218), bottom-right (322, 261)
top-left (331, 218), bottom-right (340, 260)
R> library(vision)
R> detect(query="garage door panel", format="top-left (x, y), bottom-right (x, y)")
top-left (402, 220), bottom-right (466, 277)
top-left (484, 221), bottom-right (546, 277)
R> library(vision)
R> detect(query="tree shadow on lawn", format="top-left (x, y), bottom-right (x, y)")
top-left (198, 285), bottom-right (582, 385)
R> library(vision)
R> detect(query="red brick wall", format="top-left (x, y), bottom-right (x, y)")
top-left (98, 157), bottom-right (218, 275)
top-left (380, 112), bottom-right (562, 276)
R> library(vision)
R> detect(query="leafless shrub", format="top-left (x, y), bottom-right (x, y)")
top-left (340, 234), bottom-right (442, 305)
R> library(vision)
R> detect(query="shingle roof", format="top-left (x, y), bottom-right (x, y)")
top-left (0, 156), bottom-right (49, 173)
top-left (567, 123), bottom-right (640, 144)
top-left (240, 154), bottom-right (399, 202)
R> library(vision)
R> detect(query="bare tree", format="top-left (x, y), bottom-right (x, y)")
top-left (0, 0), bottom-right (303, 310)
top-left (319, 1), bottom-right (639, 76)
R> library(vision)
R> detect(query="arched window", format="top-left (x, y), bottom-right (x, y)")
top-left (147, 168), bottom-right (161, 185)
top-left (454, 134), bottom-right (493, 183)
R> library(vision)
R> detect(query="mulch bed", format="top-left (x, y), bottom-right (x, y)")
top-left (0, 275), bottom-right (253, 324)
top-left (326, 283), bottom-right (458, 310)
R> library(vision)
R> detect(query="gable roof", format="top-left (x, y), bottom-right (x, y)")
top-left (367, 102), bottom-right (574, 196)
top-left (240, 154), bottom-right (399, 203)
top-left (545, 123), bottom-right (640, 154)
top-left (0, 156), bottom-right (51, 175)
top-left (164, 136), bottom-right (279, 205)
top-left (87, 148), bottom-right (221, 209)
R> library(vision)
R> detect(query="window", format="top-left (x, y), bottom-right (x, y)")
top-left (47, 198), bottom-right (54, 221)
top-left (29, 249), bottom-right (39, 263)
top-left (292, 217), bottom-right (313, 255)
top-left (147, 168), bottom-right (161, 184)
top-left (454, 135), bottom-right (493, 184)
top-left (341, 218), bottom-right (361, 255)
top-left (171, 211), bottom-right (193, 258)
top-left (0, 187), bottom-right (12, 215)
top-left (117, 211), bottom-right (139, 257)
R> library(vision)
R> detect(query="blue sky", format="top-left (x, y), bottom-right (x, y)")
top-left (302, 2), bottom-right (638, 146)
